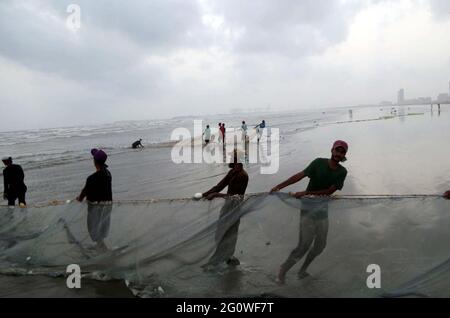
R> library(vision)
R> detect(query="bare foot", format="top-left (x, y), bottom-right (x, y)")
top-left (276, 267), bottom-right (286, 285)
top-left (95, 241), bottom-right (109, 253)
top-left (226, 256), bottom-right (240, 266)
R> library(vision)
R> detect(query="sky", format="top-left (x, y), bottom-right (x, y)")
top-left (0, 0), bottom-right (450, 131)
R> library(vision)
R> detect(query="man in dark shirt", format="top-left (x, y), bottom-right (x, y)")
top-left (202, 151), bottom-right (249, 268)
top-left (132, 139), bottom-right (144, 149)
top-left (77, 149), bottom-right (112, 252)
top-left (271, 140), bottom-right (348, 284)
top-left (2, 156), bottom-right (27, 207)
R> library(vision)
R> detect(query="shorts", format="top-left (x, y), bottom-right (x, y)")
top-left (6, 188), bottom-right (27, 206)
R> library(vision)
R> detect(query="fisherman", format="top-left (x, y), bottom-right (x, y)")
top-left (2, 156), bottom-right (27, 207)
top-left (270, 140), bottom-right (348, 284)
top-left (203, 125), bottom-right (211, 145)
top-left (218, 123), bottom-right (223, 143)
top-left (255, 120), bottom-right (266, 142)
top-left (220, 123), bottom-right (226, 145)
top-left (202, 150), bottom-right (248, 268)
top-left (76, 149), bottom-right (113, 252)
top-left (241, 121), bottom-right (248, 143)
top-left (132, 139), bottom-right (144, 149)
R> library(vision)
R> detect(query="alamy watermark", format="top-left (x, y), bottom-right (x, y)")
top-left (170, 120), bottom-right (279, 174)
top-left (366, 264), bottom-right (381, 289)
top-left (66, 264), bottom-right (81, 289)
top-left (66, 4), bottom-right (81, 31)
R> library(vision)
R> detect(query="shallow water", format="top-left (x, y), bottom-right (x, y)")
top-left (1, 105), bottom-right (450, 297)
top-left (1, 194), bottom-right (450, 298)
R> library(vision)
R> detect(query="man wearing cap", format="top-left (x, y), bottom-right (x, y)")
top-left (77, 149), bottom-right (113, 252)
top-left (202, 150), bottom-right (249, 268)
top-left (2, 156), bottom-right (27, 207)
top-left (270, 140), bottom-right (348, 284)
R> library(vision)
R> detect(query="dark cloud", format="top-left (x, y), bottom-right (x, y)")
top-left (428, 0), bottom-right (450, 20)
top-left (208, 0), bottom-right (364, 57)
top-left (49, 0), bottom-right (206, 50)
top-left (0, 0), bottom-right (176, 97)
top-left (0, 0), bottom-right (449, 130)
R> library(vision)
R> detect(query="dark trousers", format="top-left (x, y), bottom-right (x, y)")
top-left (7, 191), bottom-right (26, 206)
top-left (87, 203), bottom-right (112, 242)
top-left (208, 198), bottom-right (242, 265)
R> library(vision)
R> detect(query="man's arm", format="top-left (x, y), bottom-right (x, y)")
top-left (291, 185), bottom-right (339, 198)
top-left (270, 171), bottom-right (306, 192)
top-left (77, 187), bottom-right (87, 202)
top-left (76, 178), bottom-right (89, 202)
top-left (202, 172), bottom-right (231, 199)
top-left (18, 166), bottom-right (25, 183)
top-left (3, 171), bottom-right (7, 199)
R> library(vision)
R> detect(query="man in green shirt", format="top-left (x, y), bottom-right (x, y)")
top-left (270, 140), bottom-right (348, 284)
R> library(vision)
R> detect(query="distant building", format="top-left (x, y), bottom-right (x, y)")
top-left (437, 93), bottom-right (450, 103)
top-left (416, 97), bottom-right (432, 104)
top-left (397, 89), bottom-right (405, 105)
top-left (379, 101), bottom-right (393, 106)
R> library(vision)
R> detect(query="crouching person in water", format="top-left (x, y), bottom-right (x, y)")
top-left (270, 140), bottom-right (348, 284)
top-left (202, 151), bottom-right (248, 268)
top-left (76, 149), bottom-right (113, 252)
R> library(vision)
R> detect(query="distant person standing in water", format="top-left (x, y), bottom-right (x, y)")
top-left (220, 123), bottom-right (226, 145)
top-left (255, 120), bottom-right (266, 142)
top-left (2, 156), bottom-right (27, 207)
top-left (132, 139), bottom-right (144, 149)
top-left (270, 140), bottom-right (348, 284)
top-left (77, 149), bottom-right (113, 252)
top-left (218, 123), bottom-right (223, 143)
top-left (203, 125), bottom-right (211, 145)
top-left (241, 121), bottom-right (248, 143)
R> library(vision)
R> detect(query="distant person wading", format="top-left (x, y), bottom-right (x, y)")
top-left (132, 139), bottom-right (144, 149)
top-left (203, 125), bottom-right (211, 145)
top-left (2, 156), bottom-right (27, 207)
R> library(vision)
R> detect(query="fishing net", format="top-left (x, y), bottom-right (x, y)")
top-left (0, 193), bottom-right (449, 298)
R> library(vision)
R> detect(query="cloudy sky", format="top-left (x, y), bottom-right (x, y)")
top-left (0, 0), bottom-right (449, 131)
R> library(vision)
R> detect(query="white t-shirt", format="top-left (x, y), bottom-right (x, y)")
top-left (204, 127), bottom-right (211, 140)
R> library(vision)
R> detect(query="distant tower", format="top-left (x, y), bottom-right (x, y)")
top-left (397, 89), bottom-right (405, 105)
